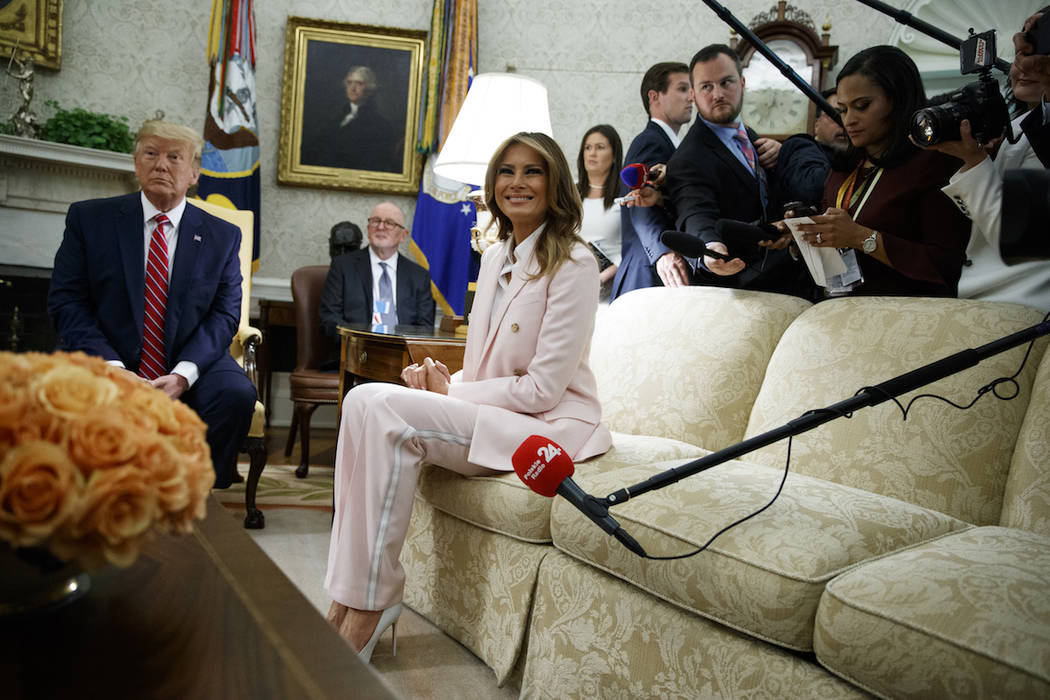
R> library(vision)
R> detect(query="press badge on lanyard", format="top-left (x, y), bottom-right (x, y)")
top-left (371, 299), bottom-right (391, 332)
top-left (825, 164), bottom-right (884, 295)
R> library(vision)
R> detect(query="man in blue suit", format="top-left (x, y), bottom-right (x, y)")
top-left (611, 62), bottom-right (695, 300)
top-left (319, 201), bottom-right (435, 365)
top-left (48, 119), bottom-right (256, 488)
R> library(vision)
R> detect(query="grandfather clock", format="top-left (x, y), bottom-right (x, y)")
top-left (732, 1), bottom-right (839, 140)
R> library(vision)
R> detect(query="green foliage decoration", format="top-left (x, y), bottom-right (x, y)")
top-left (38, 100), bottom-right (134, 153)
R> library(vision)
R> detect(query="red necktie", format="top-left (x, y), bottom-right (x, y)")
top-left (140, 213), bottom-right (170, 380)
top-left (733, 126), bottom-right (757, 173)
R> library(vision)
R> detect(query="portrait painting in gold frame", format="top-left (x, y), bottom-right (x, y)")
top-left (278, 17), bottom-right (427, 195)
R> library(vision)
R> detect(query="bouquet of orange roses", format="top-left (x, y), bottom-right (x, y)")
top-left (0, 351), bottom-right (213, 569)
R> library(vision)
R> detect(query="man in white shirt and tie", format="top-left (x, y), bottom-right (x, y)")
top-left (319, 202), bottom-right (435, 362)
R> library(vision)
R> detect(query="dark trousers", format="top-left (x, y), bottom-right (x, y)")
top-left (182, 353), bottom-right (257, 489)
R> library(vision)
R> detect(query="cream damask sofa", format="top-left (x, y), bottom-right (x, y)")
top-left (400, 286), bottom-right (1050, 698)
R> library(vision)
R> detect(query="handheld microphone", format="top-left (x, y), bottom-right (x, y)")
top-left (619, 163), bottom-right (649, 190)
top-left (713, 219), bottom-right (781, 244)
top-left (512, 435), bottom-right (647, 557)
top-left (659, 231), bottom-right (734, 261)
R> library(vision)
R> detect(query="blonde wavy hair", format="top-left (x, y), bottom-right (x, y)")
top-left (483, 132), bottom-right (584, 278)
top-left (133, 119), bottom-right (205, 167)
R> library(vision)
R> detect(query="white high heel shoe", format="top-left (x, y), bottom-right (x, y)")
top-left (358, 603), bottom-right (402, 663)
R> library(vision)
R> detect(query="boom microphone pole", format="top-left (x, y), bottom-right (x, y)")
top-left (852, 0), bottom-right (1012, 74)
top-left (699, 0), bottom-right (842, 125)
top-left (602, 318), bottom-right (1050, 508)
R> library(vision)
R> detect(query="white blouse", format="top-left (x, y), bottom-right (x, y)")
top-left (580, 197), bottom-right (622, 265)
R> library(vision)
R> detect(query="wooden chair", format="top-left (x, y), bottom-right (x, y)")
top-left (285, 265), bottom-right (341, 479)
top-left (186, 198), bottom-right (268, 529)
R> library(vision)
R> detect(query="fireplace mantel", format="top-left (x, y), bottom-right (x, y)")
top-left (0, 135), bottom-right (138, 270)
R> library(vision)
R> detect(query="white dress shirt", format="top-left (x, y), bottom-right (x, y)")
top-left (369, 247), bottom-right (400, 322)
top-left (109, 193), bottom-right (199, 386)
top-left (490, 224), bottom-right (542, 328)
top-left (651, 117), bottom-right (682, 148)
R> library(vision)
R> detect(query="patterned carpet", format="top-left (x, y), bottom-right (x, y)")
top-left (214, 463), bottom-right (335, 512)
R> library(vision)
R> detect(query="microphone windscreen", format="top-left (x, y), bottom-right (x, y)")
top-left (512, 435), bottom-right (575, 498)
top-left (660, 230), bottom-right (708, 258)
top-left (714, 218), bottom-right (778, 243)
top-left (619, 163), bottom-right (649, 190)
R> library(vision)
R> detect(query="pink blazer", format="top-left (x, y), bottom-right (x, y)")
top-left (447, 238), bottom-right (612, 470)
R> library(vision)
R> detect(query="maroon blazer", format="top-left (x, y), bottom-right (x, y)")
top-left (822, 149), bottom-right (970, 297)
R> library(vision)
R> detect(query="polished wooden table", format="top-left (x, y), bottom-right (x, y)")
top-left (337, 323), bottom-right (468, 401)
top-left (0, 496), bottom-right (396, 699)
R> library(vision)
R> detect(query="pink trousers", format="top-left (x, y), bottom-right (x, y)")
top-left (324, 382), bottom-right (501, 611)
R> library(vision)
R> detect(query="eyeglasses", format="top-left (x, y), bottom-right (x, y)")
top-left (367, 217), bottom-right (405, 230)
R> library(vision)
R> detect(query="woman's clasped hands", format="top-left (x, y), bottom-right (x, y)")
top-left (400, 357), bottom-right (451, 395)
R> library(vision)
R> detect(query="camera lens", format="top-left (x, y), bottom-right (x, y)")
top-left (910, 109), bottom-right (941, 146)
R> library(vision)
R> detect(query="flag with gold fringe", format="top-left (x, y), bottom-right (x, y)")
top-left (407, 0), bottom-right (478, 317)
top-left (199, 0), bottom-right (261, 270)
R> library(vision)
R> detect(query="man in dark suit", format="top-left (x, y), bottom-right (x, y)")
top-left (777, 88), bottom-right (849, 207)
top-left (300, 66), bottom-right (402, 173)
top-left (665, 44), bottom-right (805, 295)
top-left (611, 62), bottom-right (694, 300)
top-left (47, 120), bottom-right (256, 488)
top-left (319, 202), bottom-right (435, 362)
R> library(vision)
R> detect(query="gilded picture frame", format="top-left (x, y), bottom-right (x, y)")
top-left (278, 17), bottom-right (427, 195)
top-left (0, 0), bottom-right (62, 69)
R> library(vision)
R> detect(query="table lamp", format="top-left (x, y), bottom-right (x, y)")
top-left (433, 73), bottom-right (553, 255)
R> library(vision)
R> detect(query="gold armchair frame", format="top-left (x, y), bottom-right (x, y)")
top-left (187, 198), bottom-right (268, 529)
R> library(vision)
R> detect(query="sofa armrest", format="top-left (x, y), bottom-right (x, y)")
top-left (815, 526), bottom-right (1050, 697)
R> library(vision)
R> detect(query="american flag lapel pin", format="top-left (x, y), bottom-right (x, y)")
top-left (194, 234), bottom-right (202, 242)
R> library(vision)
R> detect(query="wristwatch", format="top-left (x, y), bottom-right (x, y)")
top-left (862, 230), bottom-right (879, 254)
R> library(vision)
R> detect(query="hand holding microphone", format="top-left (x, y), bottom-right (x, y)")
top-left (615, 163), bottom-right (666, 208)
top-left (512, 435), bottom-right (646, 557)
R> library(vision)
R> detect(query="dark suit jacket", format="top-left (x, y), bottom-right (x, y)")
top-left (47, 192), bottom-right (242, 375)
top-left (319, 248), bottom-right (435, 340)
top-left (776, 133), bottom-right (831, 208)
top-left (611, 120), bottom-right (677, 300)
top-left (301, 98), bottom-right (402, 173)
top-left (821, 149), bottom-right (969, 297)
top-left (666, 119), bottom-right (801, 294)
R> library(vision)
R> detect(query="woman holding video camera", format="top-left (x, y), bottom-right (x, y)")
top-left (794, 45), bottom-right (970, 297)
top-left (932, 7), bottom-right (1050, 311)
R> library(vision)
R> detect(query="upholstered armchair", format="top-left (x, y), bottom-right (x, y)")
top-left (187, 198), bottom-right (268, 529)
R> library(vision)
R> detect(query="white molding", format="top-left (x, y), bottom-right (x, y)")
top-left (251, 276), bottom-right (292, 302)
top-left (0, 134), bottom-right (135, 173)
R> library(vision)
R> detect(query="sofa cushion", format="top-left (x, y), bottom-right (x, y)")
top-left (815, 526), bottom-right (1050, 698)
top-left (551, 459), bottom-right (969, 651)
top-left (418, 432), bottom-right (704, 543)
top-left (744, 297), bottom-right (1049, 525)
top-left (521, 549), bottom-right (868, 699)
top-left (1001, 345), bottom-right (1050, 536)
top-left (592, 287), bottom-right (810, 450)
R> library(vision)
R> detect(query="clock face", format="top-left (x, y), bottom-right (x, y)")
top-left (741, 39), bottom-right (814, 137)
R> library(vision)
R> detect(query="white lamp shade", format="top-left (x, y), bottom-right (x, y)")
top-left (432, 73), bottom-right (553, 186)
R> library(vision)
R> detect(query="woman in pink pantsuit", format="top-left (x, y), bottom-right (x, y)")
top-left (325, 132), bottom-right (612, 659)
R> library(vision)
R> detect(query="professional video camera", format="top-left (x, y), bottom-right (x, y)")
top-left (910, 29), bottom-right (1009, 147)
